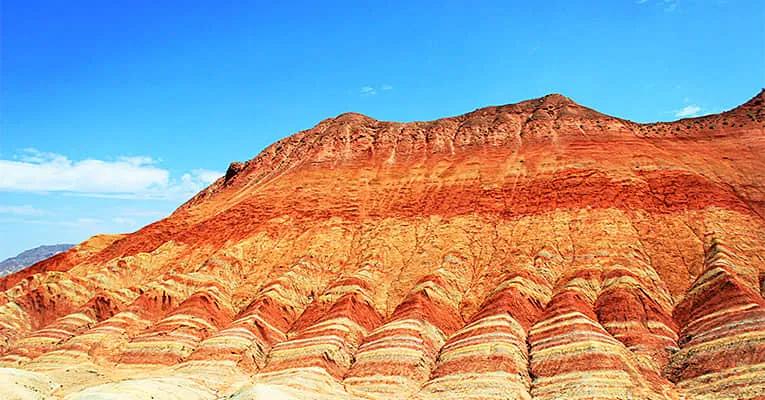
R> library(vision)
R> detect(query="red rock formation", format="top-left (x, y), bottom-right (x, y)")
top-left (0, 90), bottom-right (764, 399)
top-left (0, 234), bottom-right (123, 292)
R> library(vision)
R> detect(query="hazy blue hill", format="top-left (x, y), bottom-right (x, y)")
top-left (0, 244), bottom-right (74, 277)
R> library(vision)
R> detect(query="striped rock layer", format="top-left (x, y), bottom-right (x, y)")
top-left (0, 91), bottom-right (764, 399)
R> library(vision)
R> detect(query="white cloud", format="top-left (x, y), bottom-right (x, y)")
top-left (0, 217), bottom-right (106, 227)
top-left (0, 205), bottom-right (50, 216)
top-left (113, 217), bottom-right (137, 226)
top-left (15, 148), bottom-right (65, 163)
top-left (117, 156), bottom-right (160, 166)
top-left (361, 85), bottom-right (394, 96)
top-left (118, 209), bottom-right (170, 218)
top-left (0, 217), bottom-right (50, 225)
top-left (77, 218), bottom-right (102, 224)
top-left (0, 149), bottom-right (223, 201)
top-left (1, 149), bottom-right (168, 194)
top-left (190, 169), bottom-right (224, 186)
top-left (57, 218), bottom-right (104, 227)
top-left (675, 105), bottom-right (701, 117)
top-left (636, 0), bottom-right (678, 11)
top-left (173, 169), bottom-right (224, 199)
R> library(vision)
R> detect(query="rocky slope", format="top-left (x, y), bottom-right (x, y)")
top-left (0, 244), bottom-right (74, 278)
top-left (0, 91), bottom-right (763, 399)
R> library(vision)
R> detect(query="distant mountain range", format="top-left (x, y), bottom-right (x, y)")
top-left (0, 244), bottom-right (74, 277)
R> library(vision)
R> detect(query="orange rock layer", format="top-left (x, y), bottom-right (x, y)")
top-left (0, 91), bottom-right (764, 399)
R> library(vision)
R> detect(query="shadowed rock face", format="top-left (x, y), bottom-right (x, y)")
top-left (0, 91), bottom-right (764, 399)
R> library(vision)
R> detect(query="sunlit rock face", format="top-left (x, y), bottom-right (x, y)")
top-left (0, 91), bottom-right (763, 399)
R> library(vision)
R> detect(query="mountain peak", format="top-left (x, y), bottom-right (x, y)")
top-left (738, 88), bottom-right (765, 110)
top-left (718, 88), bottom-right (765, 124)
top-left (539, 92), bottom-right (577, 105)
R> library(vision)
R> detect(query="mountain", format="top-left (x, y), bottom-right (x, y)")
top-left (0, 245), bottom-right (75, 278)
top-left (0, 91), bottom-right (763, 399)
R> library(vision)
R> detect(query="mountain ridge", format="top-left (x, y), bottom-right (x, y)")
top-left (181, 89), bottom-right (764, 215)
top-left (0, 90), bottom-right (763, 399)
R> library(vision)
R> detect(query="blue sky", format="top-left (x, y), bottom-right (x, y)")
top-left (1, 0), bottom-right (763, 260)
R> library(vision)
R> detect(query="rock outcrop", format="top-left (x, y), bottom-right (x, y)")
top-left (0, 91), bottom-right (763, 399)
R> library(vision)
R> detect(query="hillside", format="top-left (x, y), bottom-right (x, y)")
top-left (0, 90), bottom-right (763, 399)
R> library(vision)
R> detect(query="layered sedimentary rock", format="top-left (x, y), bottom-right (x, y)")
top-left (0, 90), bottom-right (763, 398)
top-left (414, 268), bottom-right (552, 400)
top-left (666, 235), bottom-right (765, 398)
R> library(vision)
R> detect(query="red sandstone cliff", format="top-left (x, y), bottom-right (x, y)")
top-left (0, 91), bottom-right (763, 399)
